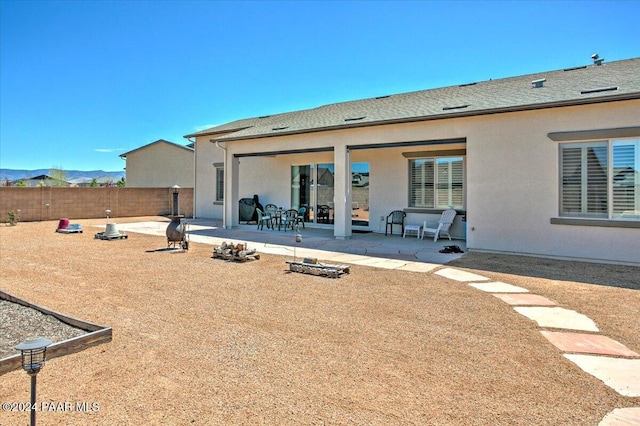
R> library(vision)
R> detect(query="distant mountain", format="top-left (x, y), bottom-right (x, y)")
top-left (0, 169), bottom-right (125, 182)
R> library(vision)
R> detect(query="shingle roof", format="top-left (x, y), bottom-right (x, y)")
top-left (187, 57), bottom-right (640, 142)
top-left (120, 139), bottom-right (194, 158)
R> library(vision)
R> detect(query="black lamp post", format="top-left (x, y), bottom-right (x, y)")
top-left (172, 185), bottom-right (180, 216)
top-left (15, 337), bottom-right (52, 426)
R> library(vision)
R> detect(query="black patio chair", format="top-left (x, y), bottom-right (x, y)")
top-left (385, 210), bottom-right (406, 236)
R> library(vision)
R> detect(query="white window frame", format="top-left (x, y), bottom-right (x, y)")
top-left (559, 138), bottom-right (639, 220)
top-left (409, 156), bottom-right (464, 209)
top-left (214, 164), bottom-right (224, 202)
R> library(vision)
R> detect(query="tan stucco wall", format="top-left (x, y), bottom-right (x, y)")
top-left (201, 99), bottom-right (640, 264)
top-left (0, 187), bottom-right (193, 221)
top-left (194, 137), bottom-right (225, 219)
top-left (125, 144), bottom-right (194, 188)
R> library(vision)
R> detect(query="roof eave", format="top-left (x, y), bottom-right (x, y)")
top-left (211, 92), bottom-right (640, 143)
top-left (183, 126), bottom-right (254, 139)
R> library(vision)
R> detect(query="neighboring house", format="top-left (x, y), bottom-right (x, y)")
top-left (16, 174), bottom-right (68, 187)
top-left (120, 139), bottom-right (194, 188)
top-left (185, 56), bottom-right (640, 265)
top-left (67, 176), bottom-right (117, 187)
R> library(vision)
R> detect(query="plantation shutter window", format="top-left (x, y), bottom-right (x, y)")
top-left (559, 139), bottom-right (639, 220)
top-left (409, 156), bottom-right (463, 209)
top-left (612, 139), bottom-right (640, 218)
top-left (560, 143), bottom-right (607, 217)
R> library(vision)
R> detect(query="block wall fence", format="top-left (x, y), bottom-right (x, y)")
top-left (0, 187), bottom-right (193, 222)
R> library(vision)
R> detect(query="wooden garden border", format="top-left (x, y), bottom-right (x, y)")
top-left (0, 289), bottom-right (112, 375)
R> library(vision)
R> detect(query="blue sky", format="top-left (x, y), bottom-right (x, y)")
top-left (1, 0), bottom-right (639, 171)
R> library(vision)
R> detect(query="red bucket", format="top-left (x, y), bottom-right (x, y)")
top-left (57, 218), bottom-right (69, 230)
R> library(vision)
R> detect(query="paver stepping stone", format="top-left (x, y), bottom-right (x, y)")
top-left (493, 293), bottom-right (557, 306)
top-left (469, 282), bottom-right (529, 293)
top-left (598, 407), bottom-right (640, 426)
top-left (514, 307), bottom-right (599, 331)
top-left (541, 331), bottom-right (639, 357)
top-left (565, 354), bottom-right (640, 397)
top-left (435, 268), bottom-right (489, 282)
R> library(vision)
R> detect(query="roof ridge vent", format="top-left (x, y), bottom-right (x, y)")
top-left (563, 65), bottom-right (587, 72)
top-left (580, 86), bottom-right (618, 95)
top-left (531, 78), bottom-right (546, 88)
top-left (442, 104), bottom-right (470, 111)
top-left (591, 53), bottom-right (604, 66)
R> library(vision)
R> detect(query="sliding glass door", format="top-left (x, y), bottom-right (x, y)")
top-left (291, 162), bottom-right (369, 228)
top-left (351, 162), bottom-right (369, 227)
top-left (291, 163), bottom-right (335, 224)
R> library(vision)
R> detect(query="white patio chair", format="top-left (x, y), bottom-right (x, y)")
top-left (421, 209), bottom-right (457, 242)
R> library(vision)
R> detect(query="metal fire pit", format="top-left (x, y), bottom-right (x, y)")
top-left (166, 215), bottom-right (189, 250)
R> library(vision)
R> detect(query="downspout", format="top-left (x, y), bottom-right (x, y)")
top-left (215, 140), bottom-right (227, 228)
top-left (184, 136), bottom-right (196, 218)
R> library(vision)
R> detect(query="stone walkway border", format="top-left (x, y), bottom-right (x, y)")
top-left (435, 267), bottom-right (640, 426)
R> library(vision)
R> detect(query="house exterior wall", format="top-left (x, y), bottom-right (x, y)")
top-left (209, 98), bottom-right (639, 265)
top-left (467, 100), bottom-right (640, 265)
top-left (193, 136), bottom-right (225, 218)
top-left (125, 144), bottom-right (194, 188)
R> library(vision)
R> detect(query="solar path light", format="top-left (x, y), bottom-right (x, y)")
top-left (15, 337), bottom-right (52, 426)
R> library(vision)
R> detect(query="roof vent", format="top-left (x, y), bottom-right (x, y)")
top-left (272, 126), bottom-right (289, 131)
top-left (442, 104), bottom-right (470, 111)
top-left (459, 82), bottom-right (477, 87)
top-left (580, 86), bottom-right (618, 95)
top-left (564, 65), bottom-right (587, 72)
top-left (531, 78), bottom-right (546, 88)
top-left (591, 53), bottom-right (604, 66)
top-left (344, 116), bottom-right (365, 122)
top-left (375, 95), bottom-right (391, 99)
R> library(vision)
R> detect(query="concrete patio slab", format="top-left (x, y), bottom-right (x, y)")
top-left (469, 281), bottom-right (529, 293)
top-left (492, 293), bottom-right (557, 306)
top-left (598, 407), bottom-right (640, 426)
top-left (565, 354), bottom-right (640, 397)
top-left (514, 307), bottom-right (599, 332)
top-left (111, 220), bottom-right (466, 272)
top-left (347, 257), bottom-right (409, 269)
top-left (398, 262), bottom-right (441, 273)
top-left (541, 331), bottom-right (640, 357)
top-left (435, 268), bottom-right (489, 282)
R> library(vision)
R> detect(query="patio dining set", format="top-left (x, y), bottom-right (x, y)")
top-left (256, 205), bottom-right (305, 231)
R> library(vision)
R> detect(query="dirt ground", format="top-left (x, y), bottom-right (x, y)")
top-left (1, 218), bottom-right (639, 425)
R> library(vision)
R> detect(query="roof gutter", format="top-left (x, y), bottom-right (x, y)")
top-left (211, 92), bottom-right (640, 143)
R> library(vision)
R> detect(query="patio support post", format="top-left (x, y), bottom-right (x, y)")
top-left (334, 144), bottom-right (352, 240)
top-left (225, 155), bottom-right (240, 229)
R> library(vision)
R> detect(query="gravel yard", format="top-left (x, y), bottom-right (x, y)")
top-left (1, 218), bottom-right (639, 425)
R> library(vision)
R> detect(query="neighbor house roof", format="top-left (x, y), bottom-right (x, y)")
top-left (120, 139), bottom-right (194, 159)
top-left (67, 176), bottom-right (117, 185)
top-left (186, 57), bottom-right (640, 142)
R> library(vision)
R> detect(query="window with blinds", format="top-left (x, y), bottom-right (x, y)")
top-left (560, 139), bottom-right (639, 219)
top-left (613, 140), bottom-right (639, 218)
top-left (215, 167), bottom-right (224, 201)
top-left (409, 156), bottom-right (463, 209)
